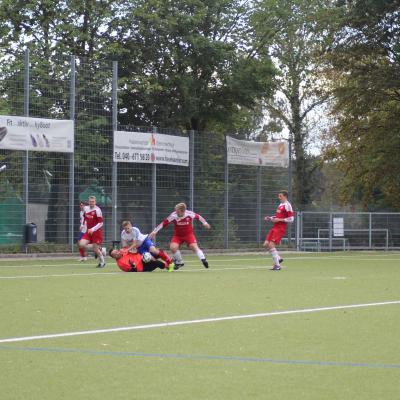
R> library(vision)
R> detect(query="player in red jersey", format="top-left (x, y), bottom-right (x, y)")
top-left (108, 247), bottom-right (171, 272)
top-left (264, 190), bottom-right (294, 270)
top-left (78, 196), bottom-right (106, 268)
top-left (149, 202), bottom-right (211, 269)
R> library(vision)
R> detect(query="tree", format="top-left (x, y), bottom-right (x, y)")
top-left (251, 0), bottom-right (335, 206)
top-left (108, 0), bottom-right (275, 132)
top-left (324, 0), bottom-right (400, 209)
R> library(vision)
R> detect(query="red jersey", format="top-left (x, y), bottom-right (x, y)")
top-left (83, 205), bottom-right (103, 232)
top-left (272, 201), bottom-right (294, 229)
top-left (116, 248), bottom-right (143, 272)
top-left (153, 210), bottom-right (208, 237)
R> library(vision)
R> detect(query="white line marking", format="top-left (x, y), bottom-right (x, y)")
top-left (0, 300), bottom-right (399, 344)
top-left (0, 253), bottom-right (399, 268)
top-left (0, 272), bottom-right (120, 279)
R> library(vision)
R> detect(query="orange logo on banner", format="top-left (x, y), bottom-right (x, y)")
top-left (261, 143), bottom-right (269, 154)
top-left (149, 134), bottom-right (156, 146)
top-left (278, 142), bottom-right (285, 154)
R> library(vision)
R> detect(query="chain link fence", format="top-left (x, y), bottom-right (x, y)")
top-left (0, 49), bottom-right (290, 253)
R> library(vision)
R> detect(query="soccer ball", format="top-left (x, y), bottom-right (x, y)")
top-left (142, 252), bottom-right (152, 263)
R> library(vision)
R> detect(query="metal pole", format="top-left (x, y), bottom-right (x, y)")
top-left (256, 166), bottom-right (262, 247)
top-left (152, 126), bottom-right (157, 230)
top-left (23, 49), bottom-right (29, 227)
top-left (22, 48), bottom-right (30, 253)
top-left (189, 130), bottom-right (195, 210)
top-left (369, 213), bottom-right (372, 249)
top-left (329, 212), bottom-right (333, 251)
top-left (69, 55), bottom-right (76, 251)
top-left (224, 138), bottom-right (229, 249)
top-left (296, 211), bottom-right (301, 251)
top-left (288, 138), bottom-right (293, 245)
top-left (111, 61), bottom-right (118, 241)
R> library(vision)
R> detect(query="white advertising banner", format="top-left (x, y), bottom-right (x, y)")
top-left (226, 136), bottom-right (289, 167)
top-left (113, 131), bottom-right (189, 166)
top-left (0, 115), bottom-right (74, 153)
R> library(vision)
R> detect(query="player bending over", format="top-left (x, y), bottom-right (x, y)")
top-left (120, 220), bottom-right (174, 268)
top-left (149, 202), bottom-right (211, 269)
top-left (78, 196), bottom-right (106, 268)
top-left (109, 248), bottom-right (172, 272)
top-left (264, 190), bottom-right (294, 270)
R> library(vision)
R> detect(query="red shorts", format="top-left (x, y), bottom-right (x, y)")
top-left (171, 233), bottom-right (197, 246)
top-left (81, 230), bottom-right (103, 245)
top-left (265, 226), bottom-right (286, 245)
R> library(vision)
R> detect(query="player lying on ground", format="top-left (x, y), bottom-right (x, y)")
top-left (78, 195), bottom-right (106, 268)
top-left (264, 190), bottom-right (294, 271)
top-left (109, 247), bottom-right (173, 272)
top-left (149, 202), bottom-right (211, 269)
top-left (120, 220), bottom-right (174, 268)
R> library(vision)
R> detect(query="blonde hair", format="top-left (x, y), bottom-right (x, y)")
top-left (88, 195), bottom-right (96, 201)
top-left (175, 202), bottom-right (187, 211)
top-left (122, 220), bottom-right (132, 227)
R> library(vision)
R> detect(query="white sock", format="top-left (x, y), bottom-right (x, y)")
top-left (196, 248), bottom-right (205, 260)
top-left (99, 254), bottom-right (104, 263)
top-left (269, 248), bottom-right (280, 266)
top-left (173, 250), bottom-right (183, 264)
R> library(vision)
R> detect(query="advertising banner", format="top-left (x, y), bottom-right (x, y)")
top-left (226, 136), bottom-right (289, 167)
top-left (0, 115), bottom-right (74, 153)
top-left (113, 131), bottom-right (189, 166)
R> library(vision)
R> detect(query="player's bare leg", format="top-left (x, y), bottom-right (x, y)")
top-left (189, 243), bottom-right (209, 269)
top-left (170, 242), bottom-right (184, 268)
top-left (264, 240), bottom-right (282, 270)
top-left (92, 243), bottom-right (106, 268)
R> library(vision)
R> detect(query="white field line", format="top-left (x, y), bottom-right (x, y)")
top-left (0, 253), bottom-right (399, 269)
top-left (1, 259), bottom-right (399, 280)
top-left (0, 300), bottom-right (399, 344)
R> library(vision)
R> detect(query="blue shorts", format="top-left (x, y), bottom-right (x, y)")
top-left (137, 237), bottom-right (155, 254)
top-left (76, 231), bottom-right (85, 242)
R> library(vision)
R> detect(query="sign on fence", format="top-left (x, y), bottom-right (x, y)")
top-left (226, 136), bottom-right (289, 167)
top-left (0, 115), bottom-right (74, 153)
top-left (113, 131), bottom-right (189, 166)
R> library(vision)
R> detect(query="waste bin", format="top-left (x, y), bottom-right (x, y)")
top-left (24, 222), bottom-right (37, 244)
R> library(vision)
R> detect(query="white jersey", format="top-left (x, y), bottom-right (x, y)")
top-left (79, 210), bottom-right (87, 233)
top-left (121, 227), bottom-right (147, 246)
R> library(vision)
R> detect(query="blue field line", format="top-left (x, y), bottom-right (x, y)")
top-left (1, 345), bottom-right (399, 370)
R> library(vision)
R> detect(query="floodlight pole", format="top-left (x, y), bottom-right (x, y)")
top-left (23, 49), bottom-right (29, 226)
top-left (151, 126), bottom-right (157, 232)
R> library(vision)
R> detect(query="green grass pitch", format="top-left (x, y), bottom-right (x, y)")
top-left (0, 252), bottom-right (399, 399)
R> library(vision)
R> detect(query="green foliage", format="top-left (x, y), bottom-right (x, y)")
top-left (324, 0), bottom-right (400, 210)
top-left (251, 0), bottom-right (336, 206)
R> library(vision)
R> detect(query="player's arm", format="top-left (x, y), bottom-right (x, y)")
top-left (192, 211), bottom-right (211, 229)
top-left (149, 213), bottom-right (175, 238)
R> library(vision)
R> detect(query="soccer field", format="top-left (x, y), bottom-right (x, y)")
top-left (0, 252), bottom-right (399, 400)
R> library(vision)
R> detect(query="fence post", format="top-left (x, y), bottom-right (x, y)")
top-left (224, 137), bottom-right (229, 249)
top-left (152, 126), bottom-right (157, 230)
top-left (256, 166), bottom-right (262, 247)
top-left (189, 130), bottom-right (195, 210)
top-left (296, 211), bottom-right (301, 250)
top-left (22, 48), bottom-right (30, 252)
top-left (111, 61), bottom-right (118, 241)
top-left (288, 138), bottom-right (293, 245)
top-left (369, 212), bottom-right (372, 249)
top-left (69, 55), bottom-right (76, 251)
top-left (329, 212), bottom-right (333, 251)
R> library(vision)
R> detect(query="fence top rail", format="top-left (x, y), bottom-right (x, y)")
top-left (298, 212), bottom-right (400, 215)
